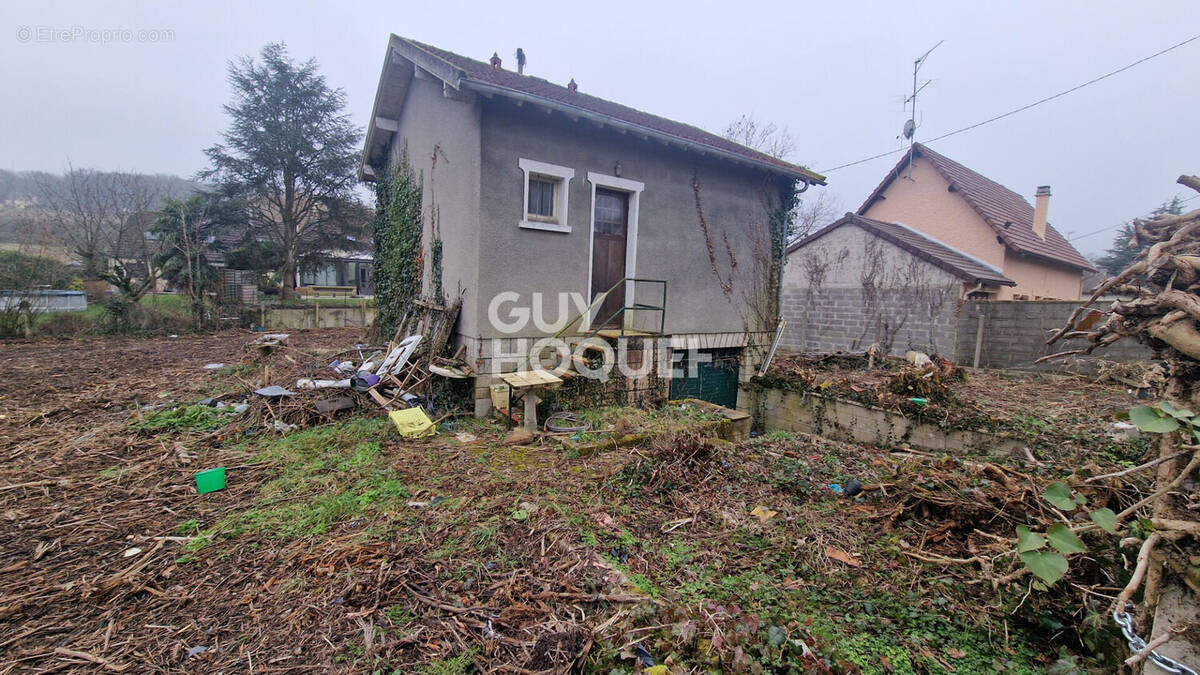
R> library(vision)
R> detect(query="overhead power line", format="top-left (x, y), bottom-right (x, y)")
top-left (1069, 192), bottom-right (1200, 243)
top-left (820, 33), bottom-right (1200, 174)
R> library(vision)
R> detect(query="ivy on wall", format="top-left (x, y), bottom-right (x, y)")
top-left (764, 180), bottom-right (799, 323)
top-left (373, 147), bottom-right (424, 338)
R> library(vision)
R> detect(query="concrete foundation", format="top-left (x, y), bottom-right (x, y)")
top-left (740, 386), bottom-right (1026, 456)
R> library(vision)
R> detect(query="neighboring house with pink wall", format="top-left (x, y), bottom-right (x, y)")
top-left (858, 143), bottom-right (1094, 300)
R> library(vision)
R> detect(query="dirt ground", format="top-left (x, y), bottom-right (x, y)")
top-left (0, 332), bottom-right (1155, 673)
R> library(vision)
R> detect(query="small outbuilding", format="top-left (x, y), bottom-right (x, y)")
top-left (781, 213), bottom-right (1014, 356)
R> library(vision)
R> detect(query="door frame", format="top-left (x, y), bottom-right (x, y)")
top-left (584, 171), bottom-right (644, 331)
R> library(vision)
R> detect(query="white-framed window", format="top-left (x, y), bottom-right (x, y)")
top-left (519, 158), bottom-right (574, 233)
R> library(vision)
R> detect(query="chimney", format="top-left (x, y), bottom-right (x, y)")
top-left (1032, 185), bottom-right (1051, 240)
top-left (567, 78), bottom-right (577, 93)
top-left (490, 52), bottom-right (501, 71)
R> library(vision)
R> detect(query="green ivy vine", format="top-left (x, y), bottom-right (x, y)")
top-left (373, 147), bottom-right (423, 337)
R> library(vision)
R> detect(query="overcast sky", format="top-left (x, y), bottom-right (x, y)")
top-left (3, 0), bottom-right (1198, 256)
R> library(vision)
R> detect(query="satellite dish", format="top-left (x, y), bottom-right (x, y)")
top-left (902, 118), bottom-right (916, 140)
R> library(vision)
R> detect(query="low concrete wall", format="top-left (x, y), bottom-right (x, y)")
top-left (257, 305), bottom-right (375, 330)
top-left (954, 300), bottom-right (1153, 373)
top-left (740, 386), bottom-right (1025, 457)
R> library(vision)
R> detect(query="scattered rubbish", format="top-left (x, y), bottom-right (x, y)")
top-left (544, 412), bottom-right (591, 433)
top-left (295, 378), bottom-right (352, 389)
top-left (168, 334), bottom-right (178, 339)
top-left (202, 363), bottom-right (224, 370)
top-left (388, 408), bottom-right (436, 438)
top-left (194, 468), bottom-right (226, 494)
top-left (430, 496), bottom-right (449, 506)
top-left (824, 545), bottom-right (862, 567)
top-left (232, 402), bottom-right (249, 414)
top-left (254, 385), bottom-right (295, 398)
top-left (633, 644), bottom-right (655, 668)
top-left (749, 505), bottom-right (778, 523)
top-left (122, 547), bottom-right (142, 558)
top-left (272, 421), bottom-right (298, 432)
top-left (429, 361), bottom-right (474, 379)
top-left (843, 479), bottom-right (864, 498)
top-left (828, 483), bottom-right (844, 495)
top-left (905, 350), bottom-right (932, 367)
top-left (1108, 421), bottom-right (1140, 440)
top-left (607, 547), bottom-right (630, 564)
top-left (186, 646), bottom-right (207, 658)
top-left (910, 397), bottom-right (929, 406)
top-left (350, 373), bottom-right (382, 392)
top-left (313, 396), bottom-right (356, 415)
top-left (454, 432), bottom-right (478, 444)
top-left (197, 397), bottom-right (215, 407)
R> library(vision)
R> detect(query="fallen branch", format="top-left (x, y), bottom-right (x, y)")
top-left (1114, 533), bottom-right (1160, 612)
top-left (1086, 450), bottom-right (1191, 483)
top-left (1116, 452), bottom-right (1200, 522)
top-left (53, 647), bottom-right (130, 672)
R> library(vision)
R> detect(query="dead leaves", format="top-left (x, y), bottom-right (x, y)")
top-left (824, 546), bottom-right (862, 568)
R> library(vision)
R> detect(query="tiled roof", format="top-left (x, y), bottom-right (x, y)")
top-left (857, 143), bottom-right (1095, 272)
top-left (788, 213), bottom-right (1016, 287)
top-left (392, 37), bottom-right (824, 184)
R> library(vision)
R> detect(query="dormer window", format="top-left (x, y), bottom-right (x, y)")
top-left (519, 158), bottom-right (574, 233)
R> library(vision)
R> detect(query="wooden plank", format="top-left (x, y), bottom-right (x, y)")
top-left (499, 370), bottom-right (562, 389)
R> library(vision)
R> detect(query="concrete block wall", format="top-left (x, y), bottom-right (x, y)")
top-left (954, 300), bottom-right (1153, 372)
top-left (780, 287), bottom-right (959, 357)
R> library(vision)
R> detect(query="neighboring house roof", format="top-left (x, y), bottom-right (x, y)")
top-left (362, 35), bottom-right (825, 185)
top-left (788, 213), bottom-right (1016, 287)
top-left (857, 143), bottom-right (1095, 272)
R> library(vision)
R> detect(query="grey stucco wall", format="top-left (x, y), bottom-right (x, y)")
top-left (388, 70), bottom-right (482, 335)
top-left (954, 300), bottom-right (1154, 372)
top-left (474, 97), bottom-right (793, 339)
top-left (780, 225), bottom-right (963, 356)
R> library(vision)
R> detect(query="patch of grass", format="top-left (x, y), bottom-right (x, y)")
top-left (419, 648), bottom-right (478, 675)
top-left (173, 519), bottom-right (201, 535)
top-left (226, 417), bottom-right (411, 539)
top-left (98, 465), bottom-right (127, 480)
top-left (130, 405), bottom-right (233, 433)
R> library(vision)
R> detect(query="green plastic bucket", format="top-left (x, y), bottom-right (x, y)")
top-left (195, 467), bottom-right (226, 494)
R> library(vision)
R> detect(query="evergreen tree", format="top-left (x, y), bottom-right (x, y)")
top-left (1095, 197), bottom-right (1185, 275)
top-left (201, 43), bottom-right (363, 299)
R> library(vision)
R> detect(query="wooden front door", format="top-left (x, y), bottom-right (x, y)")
top-left (591, 189), bottom-right (628, 327)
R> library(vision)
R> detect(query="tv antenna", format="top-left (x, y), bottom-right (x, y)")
top-left (902, 40), bottom-right (942, 177)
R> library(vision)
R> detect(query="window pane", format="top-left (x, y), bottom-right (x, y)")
top-left (528, 177), bottom-right (556, 218)
top-left (594, 191), bottom-right (625, 235)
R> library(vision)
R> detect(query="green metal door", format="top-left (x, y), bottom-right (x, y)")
top-left (669, 348), bottom-right (741, 408)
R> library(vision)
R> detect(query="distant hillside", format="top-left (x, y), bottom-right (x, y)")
top-left (0, 169), bottom-right (200, 206)
top-left (0, 169), bottom-right (201, 247)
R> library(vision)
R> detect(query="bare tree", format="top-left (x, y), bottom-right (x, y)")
top-left (723, 114), bottom-right (796, 161)
top-left (790, 189), bottom-right (842, 241)
top-left (35, 166), bottom-right (183, 299)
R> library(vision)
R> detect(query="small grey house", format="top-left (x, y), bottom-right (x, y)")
top-left (360, 36), bottom-right (824, 413)
top-left (781, 213), bottom-right (1015, 356)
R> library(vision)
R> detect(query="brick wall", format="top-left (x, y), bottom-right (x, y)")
top-left (954, 300), bottom-right (1153, 372)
